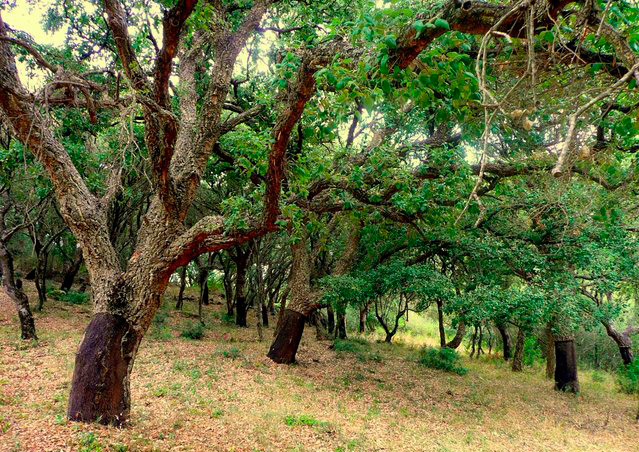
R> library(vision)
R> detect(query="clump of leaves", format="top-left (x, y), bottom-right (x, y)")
top-left (180, 321), bottom-right (205, 340)
top-left (418, 346), bottom-right (467, 376)
top-left (617, 360), bottom-right (639, 394)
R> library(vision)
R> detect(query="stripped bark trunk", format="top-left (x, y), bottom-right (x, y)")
top-left (554, 337), bottom-right (579, 393)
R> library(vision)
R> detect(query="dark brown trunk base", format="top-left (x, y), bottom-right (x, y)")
top-left (497, 323), bottom-right (511, 361)
top-left (336, 312), bottom-right (347, 339)
top-left (236, 296), bottom-right (248, 327)
top-left (67, 313), bottom-right (137, 426)
top-left (554, 339), bottom-right (579, 393)
top-left (620, 346), bottom-right (633, 366)
top-left (267, 309), bottom-right (305, 364)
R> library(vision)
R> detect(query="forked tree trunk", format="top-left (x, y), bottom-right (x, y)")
top-left (497, 322), bottom-right (511, 361)
top-left (436, 300), bottom-right (446, 347)
top-left (68, 312), bottom-right (138, 425)
top-left (554, 337), bottom-right (579, 393)
top-left (445, 320), bottom-right (465, 349)
top-left (511, 328), bottom-right (524, 372)
top-left (545, 324), bottom-right (555, 379)
top-left (0, 242), bottom-right (37, 340)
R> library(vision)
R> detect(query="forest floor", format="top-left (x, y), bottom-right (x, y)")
top-left (1, 284), bottom-right (638, 452)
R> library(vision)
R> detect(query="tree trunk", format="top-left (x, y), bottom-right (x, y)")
top-left (255, 302), bottom-right (263, 342)
top-left (68, 312), bottom-right (138, 425)
top-left (602, 321), bottom-right (634, 365)
top-left (267, 309), bottom-right (306, 363)
top-left (175, 265), bottom-right (187, 310)
top-left (261, 302), bottom-right (269, 327)
top-left (497, 323), bottom-right (512, 361)
top-left (336, 310), bottom-right (347, 339)
top-left (545, 324), bottom-right (555, 379)
top-left (470, 325), bottom-right (477, 358)
top-left (60, 248), bottom-right (83, 292)
top-left (268, 226), bottom-right (359, 363)
top-left (445, 320), bottom-right (465, 349)
top-left (232, 247), bottom-right (250, 328)
top-left (313, 311), bottom-right (330, 340)
top-left (436, 299), bottom-right (446, 348)
top-left (327, 303), bottom-right (335, 335)
top-left (554, 337), bottom-right (579, 393)
top-left (359, 304), bottom-right (367, 334)
top-left (198, 267), bottom-right (209, 309)
top-left (0, 242), bottom-right (37, 340)
top-left (511, 327), bottom-right (524, 372)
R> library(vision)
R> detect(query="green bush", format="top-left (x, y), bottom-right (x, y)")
top-left (48, 288), bottom-right (89, 305)
top-left (418, 346), bottom-right (467, 376)
top-left (617, 360), bottom-right (639, 394)
top-left (332, 339), bottom-right (360, 353)
top-left (180, 321), bottom-right (205, 340)
top-left (523, 337), bottom-right (543, 367)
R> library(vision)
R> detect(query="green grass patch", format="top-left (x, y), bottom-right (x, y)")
top-left (418, 346), bottom-right (467, 376)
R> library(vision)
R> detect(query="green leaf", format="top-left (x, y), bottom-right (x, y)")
top-left (384, 35), bottom-right (397, 49)
top-left (434, 19), bottom-right (450, 30)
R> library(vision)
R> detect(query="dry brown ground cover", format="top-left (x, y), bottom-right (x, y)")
top-left (1, 283), bottom-right (638, 452)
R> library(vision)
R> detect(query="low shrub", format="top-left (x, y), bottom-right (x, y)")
top-left (617, 360), bottom-right (639, 394)
top-left (180, 321), bottom-right (205, 340)
top-left (48, 289), bottom-right (89, 305)
top-left (419, 346), bottom-right (467, 376)
top-left (332, 339), bottom-right (360, 353)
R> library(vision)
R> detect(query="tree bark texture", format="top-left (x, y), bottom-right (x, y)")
top-left (511, 328), bottom-right (524, 372)
top-left (445, 321), bottom-right (465, 349)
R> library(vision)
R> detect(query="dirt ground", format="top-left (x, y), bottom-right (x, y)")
top-left (1, 284), bottom-right (638, 452)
